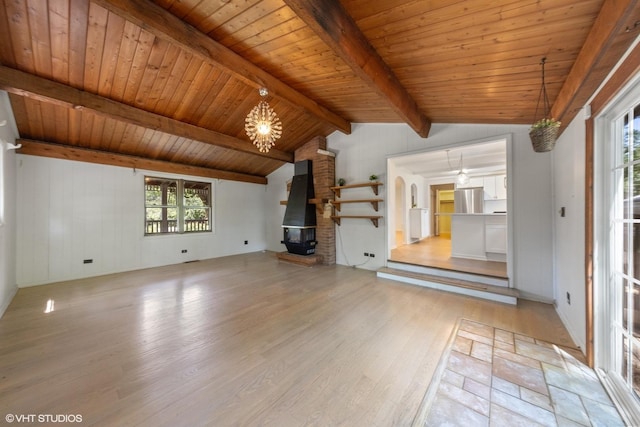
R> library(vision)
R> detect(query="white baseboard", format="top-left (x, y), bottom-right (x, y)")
top-left (554, 305), bottom-right (586, 354)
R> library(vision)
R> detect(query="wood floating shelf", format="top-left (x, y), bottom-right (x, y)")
top-left (330, 182), bottom-right (383, 197)
top-left (330, 182), bottom-right (384, 227)
top-left (330, 198), bottom-right (383, 212)
top-left (331, 215), bottom-right (382, 227)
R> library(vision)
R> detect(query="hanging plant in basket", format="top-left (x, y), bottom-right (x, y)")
top-left (530, 117), bottom-right (561, 153)
top-left (529, 58), bottom-right (560, 153)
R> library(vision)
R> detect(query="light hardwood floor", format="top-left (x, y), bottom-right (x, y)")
top-left (0, 252), bottom-right (576, 426)
top-left (391, 235), bottom-right (508, 278)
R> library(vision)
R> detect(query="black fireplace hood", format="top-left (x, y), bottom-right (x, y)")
top-left (283, 160), bottom-right (317, 228)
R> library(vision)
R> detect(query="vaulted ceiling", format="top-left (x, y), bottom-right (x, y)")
top-left (0, 0), bottom-right (639, 184)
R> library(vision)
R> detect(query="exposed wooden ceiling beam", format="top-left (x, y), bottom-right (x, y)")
top-left (552, 0), bottom-right (640, 129)
top-left (283, 0), bottom-right (431, 138)
top-left (0, 65), bottom-right (293, 163)
top-left (16, 139), bottom-right (267, 185)
top-left (92, 0), bottom-right (351, 136)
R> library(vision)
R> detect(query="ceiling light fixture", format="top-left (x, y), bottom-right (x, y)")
top-left (245, 87), bottom-right (282, 153)
top-left (456, 153), bottom-right (470, 187)
top-left (447, 150), bottom-right (470, 187)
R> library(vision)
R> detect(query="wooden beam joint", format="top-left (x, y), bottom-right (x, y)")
top-left (284, 0), bottom-right (431, 137)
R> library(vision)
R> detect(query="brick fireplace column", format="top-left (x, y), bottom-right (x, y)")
top-left (294, 136), bottom-right (336, 265)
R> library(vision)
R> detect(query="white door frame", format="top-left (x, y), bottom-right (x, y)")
top-left (593, 70), bottom-right (640, 425)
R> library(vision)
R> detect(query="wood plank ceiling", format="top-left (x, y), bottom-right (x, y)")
top-left (0, 0), bottom-right (639, 183)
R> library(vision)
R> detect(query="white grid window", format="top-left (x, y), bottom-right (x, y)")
top-left (144, 176), bottom-right (212, 235)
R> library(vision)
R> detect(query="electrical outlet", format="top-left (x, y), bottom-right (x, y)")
top-left (83, 259), bottom-right (93, 264)
top-left (370, 253), bottom-right (375, 258)
top-left (244, 240), bottom-right (248, 245)
top-left (566, 292), bottom-right (571, 305)
top-left (364, 252), bottom-right (369, 257)
top-left (181, 249), bottom-right (187, 253)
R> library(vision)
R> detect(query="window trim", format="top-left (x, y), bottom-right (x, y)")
top-left (144, 175), bottom-right (213, 236)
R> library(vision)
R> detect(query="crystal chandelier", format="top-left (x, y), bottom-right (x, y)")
top-left (245, 87), bottom-right (282, 153)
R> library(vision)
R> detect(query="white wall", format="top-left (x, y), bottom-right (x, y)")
top-left (326, 123), bottom-right (555, 301)
top-left (265, 162), bottom-right (294, 252)
top-left (0, 92), bottom-right (18, 316)
top-left (12, 120), bottom-right (556, 302)
top-left (2, 116), bottom-right (604, 354)
top-left (552, 109), bottom-right (587, 350)
top-left (16, 156), bottom-right (268, 287)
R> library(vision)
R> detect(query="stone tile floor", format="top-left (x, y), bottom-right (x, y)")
top-left (421, 319), bottom-right (625, 426)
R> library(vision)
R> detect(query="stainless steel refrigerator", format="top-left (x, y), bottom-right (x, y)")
top-left (454, 187), bottom-right (484, 213)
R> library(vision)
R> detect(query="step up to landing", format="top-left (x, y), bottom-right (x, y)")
top-left (377, 267), bottom-right (518, 305)
top-left (386, 260), bottom-right (509, 287)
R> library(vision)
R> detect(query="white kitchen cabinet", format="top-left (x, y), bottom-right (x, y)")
top-left (410, 208), bottom-right (430, 239)
top-left (483, 175), bottom-right (507, 200)
top-left (485, 215), bottom-right (507, 254)
top-left (485, 225), bottom-right (507, 253)
top-left (469, 177), bottom-right (484, 188)
top-left (451, 213), bottom-right (507, 261)
top-left (451, 214), bottom-right (486, 260)
top-left (483, 177), bottom-right (496, 200)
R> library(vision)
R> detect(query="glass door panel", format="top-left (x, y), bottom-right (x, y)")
top-left (611, 101), bottom-right (640, 403)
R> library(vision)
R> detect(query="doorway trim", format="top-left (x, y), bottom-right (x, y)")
top-left (385, 134), bottom-right (514, 282)
top-left (430, 183), bottom-right (454, 237)
top-left (394, 176), bottom-right (407, 247)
